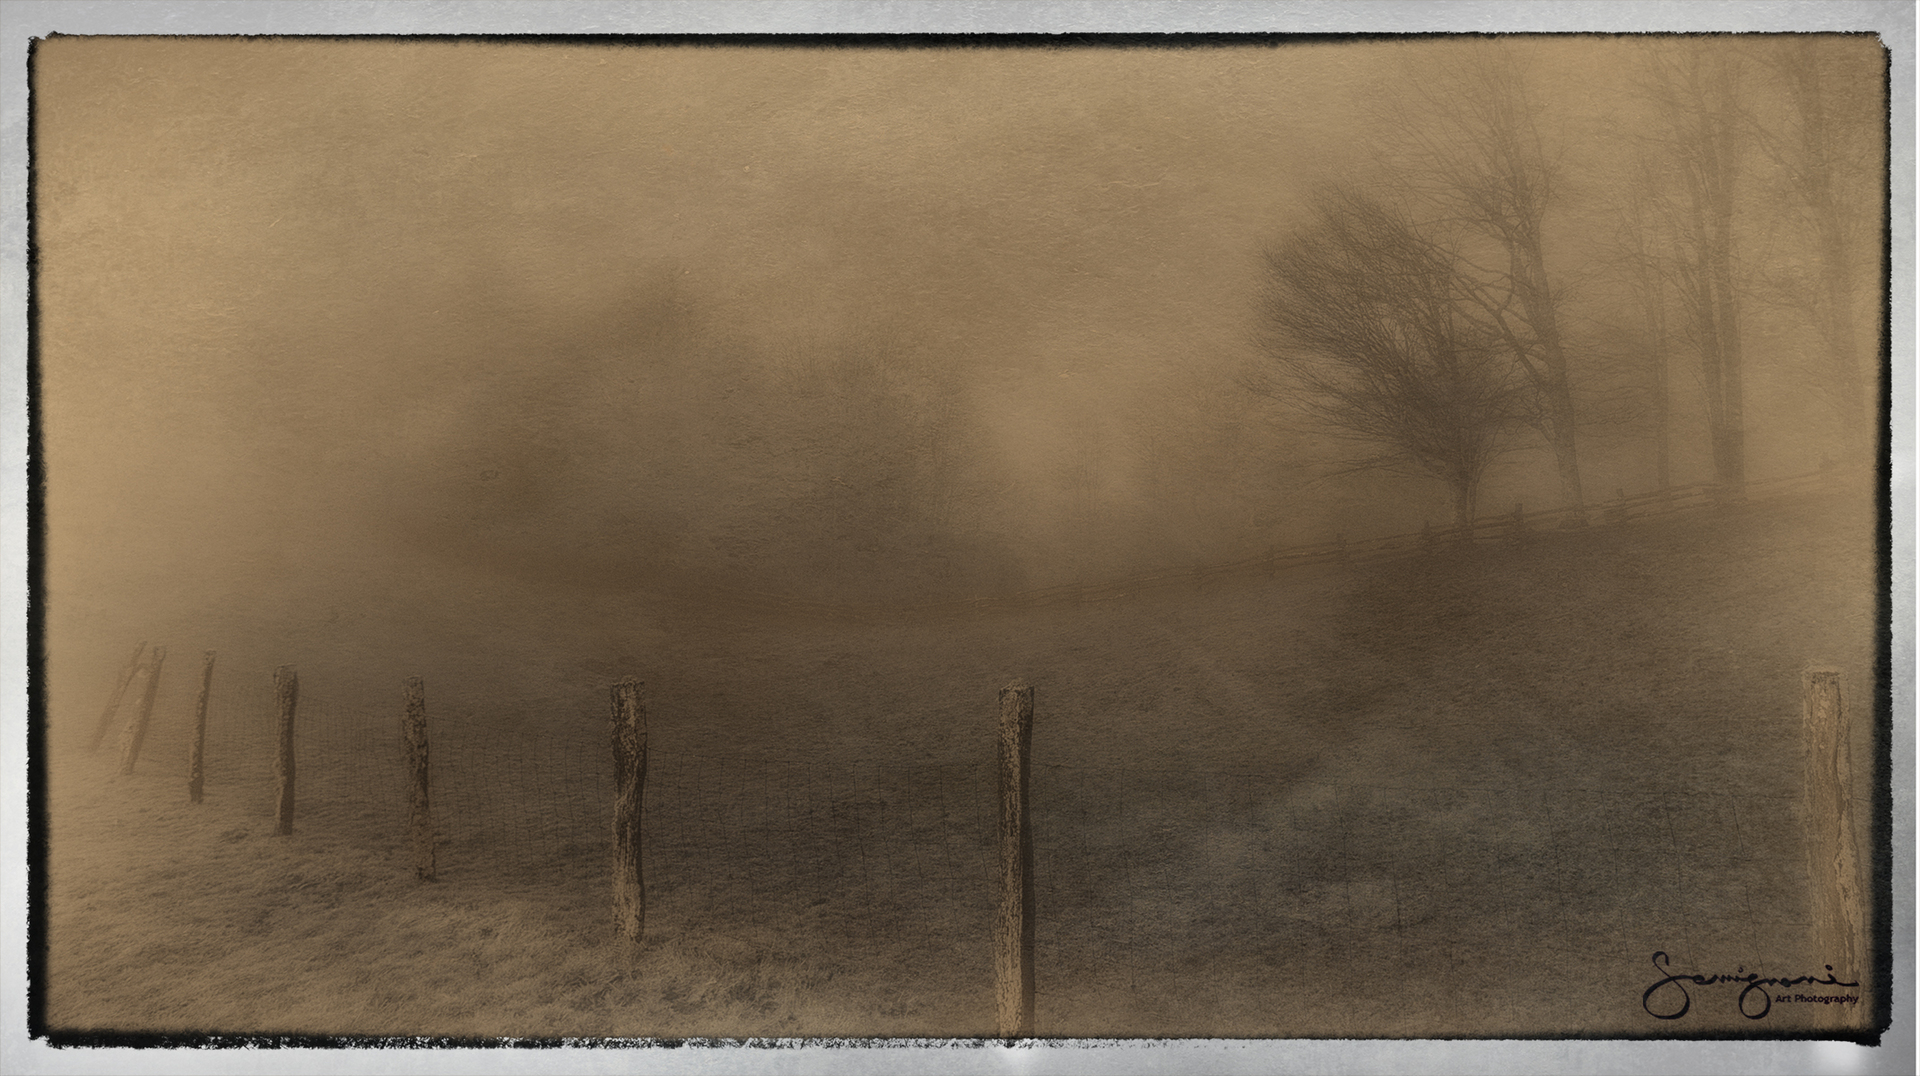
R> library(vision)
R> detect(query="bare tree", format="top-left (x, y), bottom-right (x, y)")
top-left (1379, 41), bottom-right (1589, 519)
top-left (1598, 150), bottom-right (1683, 491)
top-left (1250, 187), bottom-right (1525, 531)
top-left (1640, 39), bottom-right (1752, 494)
top-left (1751, 36), bottom-right (1885, 466)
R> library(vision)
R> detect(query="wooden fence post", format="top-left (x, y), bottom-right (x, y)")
top-left (91, 641), bottom-right (147, 752)
top-left (1803, 667), bottom-right (1862, 985)
top-left (1606, 487), bottom-right (1629, 525)
top-left (610, 677), bottom-right (647, 941)
top-left (186, 651), bottom-right (215, 803)
top-left (274, 666), bottom-right (298, 836)
top-left (404, 677), bottom-right (435, 881)
top-left (116, 646), bottom-right (166, 775)
top-left (996, 680), bottom-right (1035, 1039)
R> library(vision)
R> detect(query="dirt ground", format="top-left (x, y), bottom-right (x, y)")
top-left (40, 490), bottom-right (1885, 1039)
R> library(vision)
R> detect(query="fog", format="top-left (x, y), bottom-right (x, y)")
top-left (36, 36), bottom-right (1884, 711)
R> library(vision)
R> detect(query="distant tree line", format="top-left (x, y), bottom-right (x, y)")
top-left (1249, 37), bottom-right (1882, 527)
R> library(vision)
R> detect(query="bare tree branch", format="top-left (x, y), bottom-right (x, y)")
top-left (1253, 186), bottom-right (1527, 530)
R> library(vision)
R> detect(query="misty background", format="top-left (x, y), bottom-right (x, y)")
top-left (36, 37), bottom-right (1884, 711)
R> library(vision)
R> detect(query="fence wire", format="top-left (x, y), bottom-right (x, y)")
top-left (111, 659), bottom-right (1822, 996)
top-left (116, 668), bottom-right (1003, 958)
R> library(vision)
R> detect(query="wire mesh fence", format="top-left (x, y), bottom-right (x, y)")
top-left (110, 663), bottom-right (1005, 956)
top-left (70, 644), bottom-right (1858, 1039)
top-left (108, 658), bottom-right (1826, 975)
top-left (1023, 762), bottom-right (1816, 1000)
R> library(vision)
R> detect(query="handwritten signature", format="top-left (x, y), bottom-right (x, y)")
top-left (1642, 951), bottom-right (1860, 1020)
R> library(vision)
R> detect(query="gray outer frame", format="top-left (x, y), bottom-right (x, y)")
top-left (0, 3), bottom-right (1910, 1075)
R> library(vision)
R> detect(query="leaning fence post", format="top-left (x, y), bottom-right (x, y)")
top-left (996, 680), bottom-right (1035, 1039)
top-left (186, 651), bottom-right (215, 803)
top-left (91, 641), bottom-right (148, 752)
top-left (274, 666), bottom-right (298, 836)
top-left (1803, 666), bottom-right (1862, 982)
top-left (117, 646), bottom-right (166, 776)
top-left (610, 677), bottom-right (647, 941)
top-left (404, 677), bottom-right (435, 881)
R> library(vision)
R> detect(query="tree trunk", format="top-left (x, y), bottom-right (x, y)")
top-left (1708, 137), bottom-right (1746, 494)
top-left (1816, 217), bottom-right (1872, 465)
top-left (1543, 394), bottom-right (1585, 523)
top-left (1786, 42), bottom-right (1876, 468)
top-left (1515, 240), bottom-right (1586, 517)
top-left (1451, 475), bottom-right (1479, 534)
top-left (1683, 145), bottom-right (1745, 492)
top-left (1656, 45), bottom-right (1748, 497)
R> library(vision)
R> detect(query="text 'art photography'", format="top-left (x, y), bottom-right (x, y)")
top-left (32, 34), bottom-right (1889, 1041)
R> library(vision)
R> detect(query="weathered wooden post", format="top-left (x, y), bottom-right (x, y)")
top-left (1803, 667), bottom-right (1862, 986)
top-left (610, 677), bottom-right (647, 941)
top-left (403, 677), bottom-right (435, 881)
top-left (186, 651), bottom-right (215, 803)
top-left (116, 646), bottom-right (166, 775)
top-left (996, 680), bottom-right (1035, 1039)
top-left (274, 665), bottom-right (298, 836)
top-left (91, 641), bottom-right (147, 752)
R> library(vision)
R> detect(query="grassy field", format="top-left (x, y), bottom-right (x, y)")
top-left (41, 489), bottom-right (1883, 1039)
